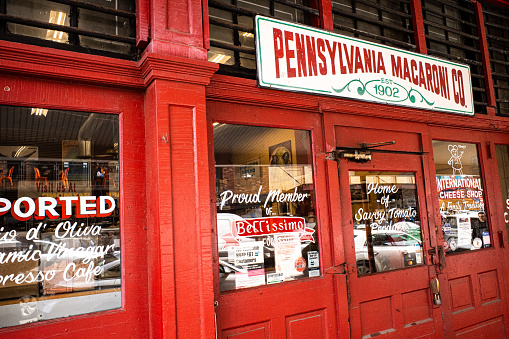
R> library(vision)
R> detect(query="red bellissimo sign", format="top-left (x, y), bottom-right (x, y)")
top-left (221, 217), bottom-right (315, 249)
top-left (255, 16), bottom-right (474, 115)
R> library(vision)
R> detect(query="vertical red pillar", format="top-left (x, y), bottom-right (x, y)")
top-left (141, 0), bottom-right (218, 335)
top-left (142, 54), bottom-right (218, 338)
top-left (142, 0), bottom-right (218, 335)
top-left (146, 0), bottom-right (209, 60)
top-left (410, 0), bottom-right (427, 54)
top-left (318, 0), bottom-right (334, 31)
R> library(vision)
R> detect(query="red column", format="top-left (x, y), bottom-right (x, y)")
top-left (141, 53), bottom-right (218, 338)
top-left (410, 0), bottom-right (427, 54)
top-left (146, 0), bottom-right (209, 60)
top-left (319, 0), bottom-right (334, 31)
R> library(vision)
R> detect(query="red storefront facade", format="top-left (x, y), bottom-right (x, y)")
top-left (0, 0), bottom-right (509, 338)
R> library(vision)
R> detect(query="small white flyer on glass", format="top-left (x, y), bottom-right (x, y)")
top-left (457, 218), bottom-right (471, 246)
top-left (234, 242), bottom-right (265, 289)
top-left (274, 233), bottom-right (305, 279)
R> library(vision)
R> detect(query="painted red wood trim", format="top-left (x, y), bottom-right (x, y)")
top-left (474, 0), bottom-right (497, 113)
top-left (202, 0), bottom-right (210, 50)
top-left (139, 53), bottom-right (218, 86)
top-left (0, 42), bottom-right (219, 89)
top-left (410, 0), bottom-right (427, 54)
top-left (319, 0), bottom-right (334, 31)
top-left (0, 40), bottom-right (142, 88)
top-left (136, 0), bottom-right (150, 49)
top-left (206, 75), bottom-right (509, 132)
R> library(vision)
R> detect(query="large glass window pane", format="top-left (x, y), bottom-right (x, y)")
top-left (350, 171), bottom-right (423, 275)
top-left (0, 106), bottom-right (120, 328)
top-left (433, 141), bottom-right (489, 253)
top-left (496, 145), bottom-right (509, 241)
top-left (214, 124), bottom-right (319, 291)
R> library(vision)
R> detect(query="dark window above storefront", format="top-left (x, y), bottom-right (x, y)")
top-left (422, 0), bottom-right (486, 114)
top-left (0, 0), bottom-right (137, 60)
top-left (483, 3), bottom-right (509, 117)
top-left (331, 0), bottom-right (415, 51)
top-left (208, 0), bottom-right (318, 79)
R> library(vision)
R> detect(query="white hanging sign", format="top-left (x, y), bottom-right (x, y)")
top-left (255, 16), bottom-right (474, 115)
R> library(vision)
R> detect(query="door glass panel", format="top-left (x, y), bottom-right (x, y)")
top-left (432, 141), bottom-right (490, 253)
top-left (496, 145), bottom-right (509, 241)
top-left (214, 124), bottom-right (319, 291)
top-left (350, 171), bottom-right (423, 275)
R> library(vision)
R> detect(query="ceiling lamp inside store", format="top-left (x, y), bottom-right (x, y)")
top-left (46, 10), bottom-right (68, 43)
top-left (31, 108), bottom-right (48, 116)
top-left (209, 53), bottom-right (230, 64)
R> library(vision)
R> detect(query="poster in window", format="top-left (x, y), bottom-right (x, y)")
top-left (274, 233), bottom-right (305, 279)
top-left (234, 242), bottom-right (265, 289)
top-left (269, 140), bottom-right (292, 165)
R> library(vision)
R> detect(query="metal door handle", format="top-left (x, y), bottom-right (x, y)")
top-left (438, 245), bottom-right (446, 270)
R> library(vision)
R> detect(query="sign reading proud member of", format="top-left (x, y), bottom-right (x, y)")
top-left (255, 16), bottom-right (474, 115)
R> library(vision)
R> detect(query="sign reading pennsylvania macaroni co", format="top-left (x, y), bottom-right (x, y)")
top-left (255, 16), bottom-right (474, 115)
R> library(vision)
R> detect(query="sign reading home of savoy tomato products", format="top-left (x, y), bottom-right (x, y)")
top-left (255, 16), bottom-right (474, 115)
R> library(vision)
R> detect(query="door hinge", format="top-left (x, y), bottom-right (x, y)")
top-left (325, 263), bottom-right (356, 275)
top-left (316, 150), bottom-right (338, 161)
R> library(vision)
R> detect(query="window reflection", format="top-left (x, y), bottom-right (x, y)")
top-left (433, 140), bottom-right (490, 253)
top-left (350, 171), bottom-right (423, 275)
top-left (496, 145), bottom-right (509, 241)
top-left (0, 106), bottom-right (120, 328)
top-left (214, 124), bottom-right (319, 291)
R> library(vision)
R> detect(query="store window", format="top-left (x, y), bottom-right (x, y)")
top-left (0, 105), bottom-right (120, 327)
top-left (496, 145), bottom-right (509, 241)
top-left (214, 124), bottom-right (319, 291)
top-left (208, 0), bottom-right (318, 78)
top-left (0, 0), bottom-right (136, 59)
top-left (350, 172), bottom-right (423, 275)
top-left (433, 141), bottom-right (489, 253)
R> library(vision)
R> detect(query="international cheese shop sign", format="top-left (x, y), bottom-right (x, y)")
top-left (255, 16), bottom-right (474, 115)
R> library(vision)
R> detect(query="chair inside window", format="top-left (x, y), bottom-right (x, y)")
top-left (34, 167), bottom-right (48, 185)
top-left (0, 166), bottom-right (14, 188)
top-left (60, 168), bottom-right (69, 188)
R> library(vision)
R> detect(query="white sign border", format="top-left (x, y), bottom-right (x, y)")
top-left (255, 15), bottom-right (475, 116)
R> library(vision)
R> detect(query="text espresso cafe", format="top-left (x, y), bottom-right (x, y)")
top-left (0, 194), bottom-right (119, 326)
top-left (0, 196), bottom-right (116, 282)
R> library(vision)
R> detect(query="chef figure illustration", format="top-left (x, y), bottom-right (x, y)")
top-left (448, 144), bottom-right (466, 175)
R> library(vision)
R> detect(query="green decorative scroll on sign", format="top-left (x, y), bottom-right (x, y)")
top-left (332, 79), bottom-right (434, 107)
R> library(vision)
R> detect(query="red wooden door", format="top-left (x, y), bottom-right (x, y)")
top-left (331, 123), bottom-right (444, 338)
top-left (429, 127), bottom-right (509, 337)
top-left (208, 100), bottom-right (343, 338)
